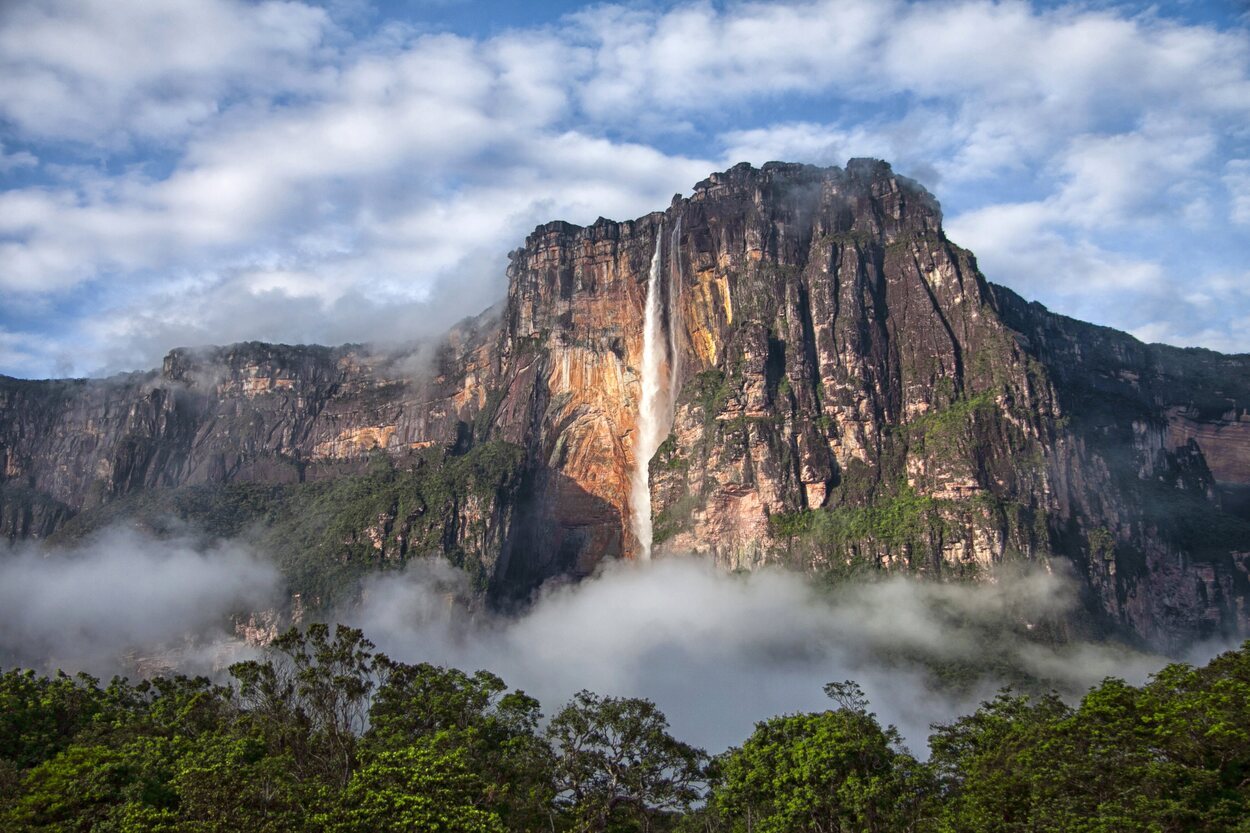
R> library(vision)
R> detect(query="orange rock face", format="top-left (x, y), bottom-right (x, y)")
top-left (4, 160), bottom-right (1250, 647)
top-left (1167, 407), bottom-right (1250, 486)
top-left (486, 161), bottom-right (1250, 646)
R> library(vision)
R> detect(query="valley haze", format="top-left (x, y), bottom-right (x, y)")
top-left (0, 529), bottom-right (1183, 754)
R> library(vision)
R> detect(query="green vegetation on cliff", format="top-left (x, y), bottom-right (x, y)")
top-left (48, 441), bottom-right (526, 607)
top-left (768, 483), bottom-right (943, 576)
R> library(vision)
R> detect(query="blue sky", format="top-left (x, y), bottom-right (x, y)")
top-left (1, 0), bottom-right (1248, 378)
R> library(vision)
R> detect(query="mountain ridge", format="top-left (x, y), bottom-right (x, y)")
top-left (2, 159), bottom-right (1249, 648)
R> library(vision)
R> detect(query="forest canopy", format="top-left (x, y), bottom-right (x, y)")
top-left (2, 624), bottom-right (1249, 832)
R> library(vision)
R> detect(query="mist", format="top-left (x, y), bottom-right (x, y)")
top-left (344, 557), bottom-right (1175, 753)
top-left (0, 528), bottom-right (278, 678)
top-left (0, 529), bottom-right (1203, 754)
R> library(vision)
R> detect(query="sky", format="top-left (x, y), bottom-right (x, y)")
top-left (0, 0), bottom-right (1248, 379)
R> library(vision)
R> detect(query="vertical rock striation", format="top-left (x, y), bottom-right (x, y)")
top-left (2, 160), bottom-right (1248, 646)
top-left (485, 160), bottom-right (1250, 646)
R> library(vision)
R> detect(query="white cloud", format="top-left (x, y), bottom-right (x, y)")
top-left (1050, 119), bottom-right (1216, 229)
top-left (951, 195), bottom-right (1250, 353)
top-left (0, 142), bottom-right (36, 172)
top-left (1227, 159), bottom-right (1250, 225)
top-left (567, 0), bottom-right (896, 121)
top-left (717, 114), bottom-right (957, 188)
top-left (0, 528), bottom-right (279, 675)
top-left (0, 0), bottom-right (1248, 374)
top-left (1132, 317), bottom-right (1250, 354)
top-left (350, 557), bottom-right (1171, 753)
top-left (0, 327), bottom-right (74, 379)
top-left (2, 542), bottom-right (1187, 753)
top-left (946, 201), bottom-right (1170, 324)
top-left (571, 0), bottom-right (1250, 175)
top-left (0, 0), bottom-right (332, 145)
top-left (1125, 269), bottom-right (1250, 353)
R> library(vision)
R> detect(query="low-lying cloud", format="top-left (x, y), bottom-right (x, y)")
top-left (0, 528), bottom-right (278, 677)
top-left (347, 557), bottom-right (1172, 753)
top-left (0, 532), bottom-right (1200, 754)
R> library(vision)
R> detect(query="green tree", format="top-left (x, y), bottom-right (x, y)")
top-left (3, 737), bottom-right (180, 832)
top-left (1141, 647), bottom-right (1250, 828)
top-left (230, 623), bottom-right (387, 788)
top-left (714, 699), bottom-right (929, 833)
top-left (0, 670), bottom-right (111, 770)
top-left (323, 739), bottom-right (504, 833)
top-left (928, 650), bottom-right (1250, 833)
top-left (368, 664), bottom-right (520, 741)
top-left (927, 689), bottom-right (1070, 831)
top-left (1025, 679), bottom-right (1165, 830)
top-left (170, 732), bottom-right (313, 833)
top-left (365, 662), bottom-right (555, 831)
top-left (546, 690), bottom-right (706, 833)
top-left (135, 675), bottom-right (236, 741)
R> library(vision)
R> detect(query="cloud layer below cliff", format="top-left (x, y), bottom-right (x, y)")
top-left (0, 532), bottom-right (1217, 753)
top-left (345, 557), bottom-right (1173, 752)
top-left (0, 528), bottom-right (277, 677)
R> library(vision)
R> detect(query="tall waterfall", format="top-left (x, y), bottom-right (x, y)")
top-left (630, 226), bottom-right (669, 560)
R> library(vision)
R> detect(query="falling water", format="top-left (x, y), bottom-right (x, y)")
top-left (630, 225), bottom-right (668, 560)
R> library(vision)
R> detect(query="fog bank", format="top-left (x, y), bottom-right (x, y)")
top-left (0, 530), bottom-right (1199, 753)
top-left (0, 528), bottom-right (277, 677)
top-left (346, 557), bottom-right (1172, 752)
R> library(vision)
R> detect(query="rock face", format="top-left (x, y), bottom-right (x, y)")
top-left (2, 160), bottom-right (1248, 648)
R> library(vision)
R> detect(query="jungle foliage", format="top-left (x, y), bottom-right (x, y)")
top-left (3, 629), bottom-right (1250, 832)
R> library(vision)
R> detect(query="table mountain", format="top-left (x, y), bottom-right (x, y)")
top-left (3, 160), bottom-right (1247, 648)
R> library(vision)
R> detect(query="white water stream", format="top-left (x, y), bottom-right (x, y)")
top-left (630, 226), bottom-right (670, 559)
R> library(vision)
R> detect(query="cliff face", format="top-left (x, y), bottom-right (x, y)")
top-left (0, 309), bottom-right (507, 506)
top-left (992, 289), bottom-right (1250, 643)
top-left (489, 162), bottom-right (1050, 570)
top-left (2, 160), bottom-right (1248, 648)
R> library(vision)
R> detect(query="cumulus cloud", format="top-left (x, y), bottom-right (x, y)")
top-left (1133, 313), bottom-right (1250, 355)
top-left (1050, 119), bottom-right (1217, 230)
top-left (0, 142), bottom-right (36, 172)
top-left (0, 528), bottom-right (279, 677)
top-left (0, 0), bottom-right (1248, 376)
top-left (719, 117), bottom-right (953, 187)
top-left (1227, 159), bottom-right (1250, 225)
top-left (0, 0), bottom-right (332, 144)
top-left (0, 327), bottom-right (74, 379)
top-left (945, 194), bottom-right (1250, 355)
top-left (946, 203), bottom-right (1168, 294)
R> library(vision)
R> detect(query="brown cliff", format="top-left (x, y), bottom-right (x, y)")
top-left (2, 160), bottom-right (1248, 647)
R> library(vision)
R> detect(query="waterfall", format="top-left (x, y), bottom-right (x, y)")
top-left (630, 225), bottom-right (669, 560)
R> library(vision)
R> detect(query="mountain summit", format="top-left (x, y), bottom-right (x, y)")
top-left (3, 160), bottom-right (1248, 648)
